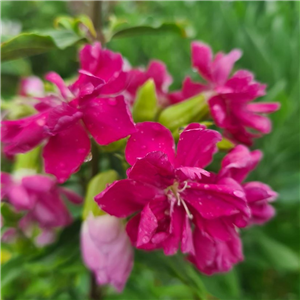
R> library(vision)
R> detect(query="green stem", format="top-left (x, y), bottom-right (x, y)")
top-left (91, 0), bottom-right (106, 44)
top-left (91, 141), bottom-right (100, 177)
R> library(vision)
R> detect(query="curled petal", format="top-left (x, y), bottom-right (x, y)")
top-left (175, 167), bottom-right (211, 182)
top-left (125, 122), bottom-right (175, 166)
top-left (43, 122), bottom-right (91, 183)
top-left (244, 181), bottom-right (277, 225)
top-left (79, 42), bottom-right (123, 82)
top-left (219, 145), bottom-right (262, 183)
top-left (45, 72), bottom-right (72, 100)
top-left (45, 103), bottom-right (83, 135)
top-left (244, 181), bottom-right (278, 203)
top-left (175, 123), bottom-right (222, 168)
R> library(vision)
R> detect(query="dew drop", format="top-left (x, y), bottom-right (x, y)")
top-left (142, 236), bottom-right (149, 243)
top-left (108, 99), bottom-right (117, 106)
top-left (84, 152), bottom-right (93, 162)
top-left (233, 190), bottom-right (244, 198)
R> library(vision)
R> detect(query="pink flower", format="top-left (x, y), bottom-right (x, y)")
top-left (81, 214), bottom-right (133, 292)
top-left (218, 145), bottom-right (277, 225)
top-left (70, 42), bottom-right (129, 99)
top-left (19, 76), bottom-right (44, 97)
top-left (188, 228), bottom-right (243, 275)
top-left (1, 71), bottom-right (136, 183)
top-left (1, 172), bottom-right (82, 245)
top-left (96, 122), bottom-right (251, 274)
top-left (125, 60), bottom-right (172, 106)
top-left (169, 41), bottom-right (280, 145)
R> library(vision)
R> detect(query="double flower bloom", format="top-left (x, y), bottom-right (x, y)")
top-left (1, 40), bottom-right (279, 277)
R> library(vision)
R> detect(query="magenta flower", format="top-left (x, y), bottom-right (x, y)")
top-left (1, 172), bottom-right (82, 245)
top-left (70, 42), bottom-right (129, 99)
top-left (1, 70), bottom-right (136, 183)
top-left (125, 60), bottom-right (172, 106)
top-left (188, 227), bottom-right (243, 275)
top-left (81, 213), bottom-right (133, 292)
top-left (96, 122), bottom-right (251, 274)
top-left (218, 145), bottom-right (277, 225)
top-left (169, 41), bottom-right (280, 145)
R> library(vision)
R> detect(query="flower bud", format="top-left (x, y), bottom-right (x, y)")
top-left (81, 213), bottom-right (133, 292)
top-left (82, 170), bottom-right (118, 220)
top-left (132, 79), bottom-right (158, 122)
top-left (158, 93), bottom-right (208, 132)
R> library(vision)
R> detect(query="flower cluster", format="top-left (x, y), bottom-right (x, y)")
top-left (1, 171), bottom-right (82, 246)
top-left (1, 40), bottom-right (279, 292)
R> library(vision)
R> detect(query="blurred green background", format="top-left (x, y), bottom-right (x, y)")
top-left (1, 1), bottom-right (299, 300)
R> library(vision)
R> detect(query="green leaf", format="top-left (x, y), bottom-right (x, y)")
top-left (108, 21), bottom-right (193, 42)
top-left (82, 170), bottom-right (118, 219)
top-left (55, 15), bottom-right (97, 39)
top-left (1, 256), bottom-right (25, 287)
top-left (1, 58), bottom-right (31, 76)
top-left (256, 233), bottom-right (300, 272)
top-left (1, 30), bottom-right (84, 61)
top-left (158, 94), bottom-right (209, 132)
top-left (1, 203), bottom-right (23, 227)
top-left (132, 79), bottom-right (158, 122)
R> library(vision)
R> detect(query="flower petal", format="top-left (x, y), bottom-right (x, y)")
top-left (175, 123), bottom-right (222, 168)
top-left (45, 103), bottom-right (83, 135)
top-left (22, 175), bottom-right (56, 193)
top-left (95, 179), bottom-right (161, 218)
top-left (82, 95), bottom-right (136, 145)
top-left (8, 184), bottom-right (34, 210)
top-left (136, 203), bottom-right (158, 247)
top-left (212, 49), bottom-right (242, 86)
top-left (183, 181), bottom-right (248, 220)
top-left (1, 113), bottom-right (47, 155)
top-left (191, 42), bottom-right (213, 82)
top-left (45, 72), bottom-right (72, 100)
top-left (219, 145), bottom-right (262, 183)
top-left (181, 214), bottom-right (195, 255)
top-left (43, 122), bottom-right (91, 183)
top-left (125, 122), bottom-right (175, 166)
top-left (247, 102), bottom-right (280, 113)
top-left (127, 152), bottom-right (174, 189)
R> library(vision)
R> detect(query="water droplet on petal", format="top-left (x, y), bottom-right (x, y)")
top-left (142, 236), bottom-right (149, 243)
top-left (233, 190), bottom-right (245, 198)
top-left (84, 152), bottom-right (93, 162)
top-left (108, 99), bottom-right (117, 106)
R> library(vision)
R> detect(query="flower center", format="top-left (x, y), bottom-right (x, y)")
top-left (166, 181), bottom-right (193, 220)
